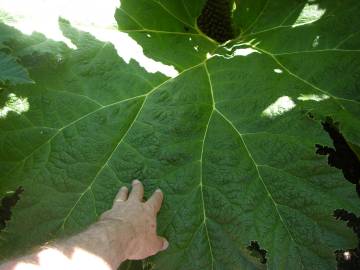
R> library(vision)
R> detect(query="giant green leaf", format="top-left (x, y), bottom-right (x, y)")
top-left (1, 1), bottom-right (360, 270)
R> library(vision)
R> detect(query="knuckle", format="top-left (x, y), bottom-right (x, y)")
top-left (145, 203), bottom-right (154, 211)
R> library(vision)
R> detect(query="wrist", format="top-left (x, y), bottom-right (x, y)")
top-left (95, 218), bottom-right (136, 265)
top-left (53, 220), bottom-right (134, 270)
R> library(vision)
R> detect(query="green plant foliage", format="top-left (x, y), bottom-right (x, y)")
top-left (0, 52), bottom-right (32, 85)
top-left (1, 1), bottom-right (360, 270)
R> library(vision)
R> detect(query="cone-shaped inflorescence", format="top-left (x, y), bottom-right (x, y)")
top-left (197, 0), bottom-right (235, 43)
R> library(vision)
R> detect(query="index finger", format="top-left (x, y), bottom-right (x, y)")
top-left (146, 189), bottom-right (163, 213)
top-left (113, 186), bottom-right (128, 205)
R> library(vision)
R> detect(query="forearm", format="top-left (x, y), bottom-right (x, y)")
top-left (0, 180), bottom-right (168, 270)
top-left (0, 221), bottom-right (134, 270)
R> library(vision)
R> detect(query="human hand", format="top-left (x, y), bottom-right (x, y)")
top-left (99, 180), bottom-right (169, 260)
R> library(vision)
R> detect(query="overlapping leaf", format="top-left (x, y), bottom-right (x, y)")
top-left (0, 1), bottom-right (360, 270)
top-left (0, 52), bottom-right (32, 85)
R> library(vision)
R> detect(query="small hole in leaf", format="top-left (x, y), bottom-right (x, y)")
top-left (307, 112), bottom-right (315, 119)
top-left (247, 241), bottom-right (267, 264)
top-left (334, 209), bottom-right (360, 270)
top-left (315, 117), bottom-right (360, 196)
top-left (0, 186), bottom-right (24, 231)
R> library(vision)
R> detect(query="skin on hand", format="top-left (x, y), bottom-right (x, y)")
top-left (99, 179), bottom-right (169, 261)
top-left (0, 180), bottom-right (168, 270)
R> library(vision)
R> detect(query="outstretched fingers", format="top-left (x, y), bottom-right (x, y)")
top-left (146, 189), bottom-right (163, 213)
top-left (129, 179), bottom-right (144, 201)
top-left (113, 186), bottom-right (129, 204)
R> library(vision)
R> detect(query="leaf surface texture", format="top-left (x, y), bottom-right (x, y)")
top-left (1, 1), bottom-right (360, 270)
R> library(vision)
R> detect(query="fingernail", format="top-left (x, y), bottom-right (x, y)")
top-left (162, 240), bottom-right (169, 250)
top-left (133, 179), bottom-right (140, 185)
top-left (155, 188), bottom-right (162, 193)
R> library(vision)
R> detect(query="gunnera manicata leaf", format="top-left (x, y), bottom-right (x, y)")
top-left (1, 1), bottom-right (360, 270)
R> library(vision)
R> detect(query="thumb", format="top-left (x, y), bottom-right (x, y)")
top-left (156, 236), bottom-right (169, 252)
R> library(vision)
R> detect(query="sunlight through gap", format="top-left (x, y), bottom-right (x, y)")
top-left (297, 94), bottom-right (329, 101)
top-left (208, 44), bottom-right (259, 60)
top-left (292, 2), bottom-right (326, 28)
top-left (262, 96), bottom-right (296, 118)
top-left (0, 0), bottom-right (178, 78)
top-left (0, 93), bottom-right (29, 119)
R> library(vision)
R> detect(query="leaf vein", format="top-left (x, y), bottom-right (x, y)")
top-left (214, 108), bottom-right (305, 269)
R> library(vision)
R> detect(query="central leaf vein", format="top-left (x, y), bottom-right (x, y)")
top-left (198, 63), bottom-right (216, 269)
